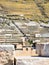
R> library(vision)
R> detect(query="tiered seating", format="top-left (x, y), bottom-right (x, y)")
top-left (0, 22), bottom-right (23, 44)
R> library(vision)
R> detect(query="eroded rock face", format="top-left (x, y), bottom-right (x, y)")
top-left (0, 45), bottom-right (14, 65)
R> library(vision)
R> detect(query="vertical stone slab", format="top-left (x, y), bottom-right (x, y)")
top-left (36, 43), bottom-right (49, 56)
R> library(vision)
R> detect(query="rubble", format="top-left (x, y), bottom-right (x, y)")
top-left (0, 45), bottom-right (14, 65)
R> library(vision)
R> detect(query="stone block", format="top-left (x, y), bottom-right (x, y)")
top-left (36, 43), bottom-right (49, 56)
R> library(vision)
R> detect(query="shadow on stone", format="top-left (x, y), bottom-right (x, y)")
top-left (4, 59), bottom-right (13, 65)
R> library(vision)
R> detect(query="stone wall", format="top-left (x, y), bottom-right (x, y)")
top-left (15, 48), bottom-right (37, 56)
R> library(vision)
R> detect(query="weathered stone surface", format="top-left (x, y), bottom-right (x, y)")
top-left (0, 45), bottom-right (14, 65)
top-left (36, 43), bottom-right (49, 56)
top-left (16, 57), bottom-right (49, 65)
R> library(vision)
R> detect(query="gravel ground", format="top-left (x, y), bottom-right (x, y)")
top-left (16, 56), bottom-right (49, 65)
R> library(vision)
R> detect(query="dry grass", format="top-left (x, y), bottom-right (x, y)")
top-left (0, 0), bottom-right (49, 21)
top-left (43, 3), bottom-right (49, 17)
